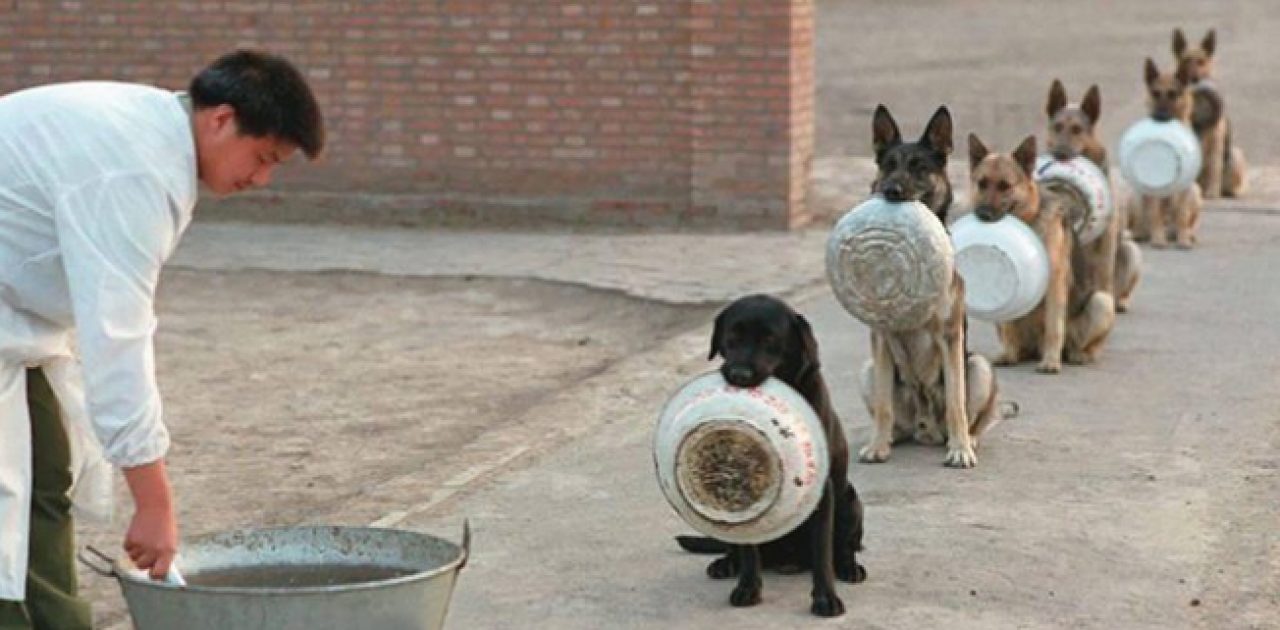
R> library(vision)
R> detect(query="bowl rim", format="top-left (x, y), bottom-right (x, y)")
top-left (111, 525), bottom-right (468, 595)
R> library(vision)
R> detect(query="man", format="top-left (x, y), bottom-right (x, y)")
top-left (0, 50), bottom-right (324, 628)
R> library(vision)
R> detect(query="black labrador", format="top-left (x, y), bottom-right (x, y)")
top-left (674, 294), bottom-right (866, 617)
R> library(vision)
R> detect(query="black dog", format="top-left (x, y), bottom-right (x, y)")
top-left (674, 294), bottom-right (865, 617)
top-left (870, 104), bottom-right (955, 224)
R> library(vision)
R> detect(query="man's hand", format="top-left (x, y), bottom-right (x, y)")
top-left (121, 459), bottom-right (178, 579)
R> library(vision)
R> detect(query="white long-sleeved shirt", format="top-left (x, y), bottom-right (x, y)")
top-left (0, 81), bottom-right (197, 600)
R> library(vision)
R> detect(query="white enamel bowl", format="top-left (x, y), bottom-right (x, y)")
top-left (826, 195), bottom-right (954, 331)
top-left (1034, 155), bottom-right (1114, 244)
top-left (1118, 118), bottom-right (1202, 196)
top-left (950, 213), bottom-right (1051, 323)
top-left (653, 372), bottom-right (829, 545)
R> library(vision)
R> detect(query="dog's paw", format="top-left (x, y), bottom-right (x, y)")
top-left (858, 441), bottom-right (892, 463)
top-left (1175, 239), bottom-right (1194, 250)
top-left (1116, 299), bottom-right (1130, 314)
top-left (810, 592), bottom-right (845, 617)
top-left (836, 562), bottom-right (868, 584)
top-left (729, 583), bottom-right (762, 607)
top-left (706, 556), bottom-right (738, 579)
top-left (1035, 360), bottom-right (1061, 374)
top-left (1150, 239), bottom-right (1168, 250)
top-left (944, 444), bottom-right (978, 468)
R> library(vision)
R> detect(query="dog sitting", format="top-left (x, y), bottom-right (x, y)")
top-left (675, 294), bottom-right (865, 617)
top-left (1131, 58), bottom-right (1205, 249)
top-left (1173, 28), bottom-right (1248, 198)
top-left (1044, 79), bottom-right (1143, 313)
top-left (857, 105), bottom-right (1008, 469)
top-left (968, 134), bottom-right (1116, 372)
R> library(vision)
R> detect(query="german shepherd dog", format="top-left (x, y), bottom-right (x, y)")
top-left (968, 134), bottom-right (1116, 372)
top-left (1173, 28), bottom-right (1248, 198)
top-left (1045, 80), bottom-right (1143, 313)
top-left (857, 105), bottom-right (1008, 468)
top-left (1133, 58), bottom-right (1205, 249)
top-left (676, 295), bottom-right (865, 617)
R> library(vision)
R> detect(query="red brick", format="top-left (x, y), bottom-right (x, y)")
top-left (0, 0), bottom-right (813, 229)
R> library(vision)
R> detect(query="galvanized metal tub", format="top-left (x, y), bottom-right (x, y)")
top-left (80, 524), bottom-right (469, 630)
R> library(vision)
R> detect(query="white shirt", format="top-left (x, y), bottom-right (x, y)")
top-left (0, 81), bottom-right (198, 600)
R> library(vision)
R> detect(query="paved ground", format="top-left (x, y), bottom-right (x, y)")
top-left (76, 1), bottom-right (1280, 628)
top-left (403, 208), bottom-right (1280, 629)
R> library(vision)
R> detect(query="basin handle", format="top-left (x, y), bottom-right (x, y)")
top-left (77, 545), bottom-right (118, 578)
top-left (459, 519), bottom-right (472, 571)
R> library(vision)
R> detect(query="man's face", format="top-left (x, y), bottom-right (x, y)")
top-left (197, 105), bottom-right (297, 196)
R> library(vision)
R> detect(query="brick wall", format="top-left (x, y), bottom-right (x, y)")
top-left (0, 0), bottom-right (814, 229)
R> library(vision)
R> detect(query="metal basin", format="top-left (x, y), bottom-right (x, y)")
top-left (81, 524), bottom-right (469, 630)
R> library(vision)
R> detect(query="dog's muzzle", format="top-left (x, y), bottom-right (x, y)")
top-left (973, 205), bottom-right (1001, 222)
top-left (880, 181), bottom-right (909, 202)
top-left (723, 365), bottom-right (760, 388)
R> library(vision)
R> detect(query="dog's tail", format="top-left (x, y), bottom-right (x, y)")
top-left (675, 535), bottom-right (728, 555)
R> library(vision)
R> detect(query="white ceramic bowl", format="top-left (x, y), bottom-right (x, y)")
top-left (1118, 118), bottom-right (1202, 196)
top-left (950, 213), bottom-right (1050, 322)
top-left (653, 371), bottom-right (829, 545)
top-left (826, 195), bottom-right (954, 331)
top-left (1034, 155), bottom-right (1114, 244)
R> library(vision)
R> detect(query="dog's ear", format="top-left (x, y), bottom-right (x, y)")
top-left (1013, 136), bottom-right (1038, 178)
top-left (792, 313), bottom-right (820, 380)
top-left (1081, 85), bottom-right (1102, 125)
top-left (921, 105), bottom-right (953, 157)
top-left (1046, 79), bottom-right (1068, 119)
top-left (708, 310), bottom-right (725, 360)
top-left (1144, 57), bottom-right (1160, 86)
top-left (1173, 28), bottom-right (1188, 58)
top-left (1202, 29), bottom-right (1216, 57)
top-left (967, 133), bottom-right (989, 171)
top-left (871, 105), bottom-right (902, 160)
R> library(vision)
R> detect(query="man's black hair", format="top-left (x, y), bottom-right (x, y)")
top-left (189, 50), bottom-right (325, 159)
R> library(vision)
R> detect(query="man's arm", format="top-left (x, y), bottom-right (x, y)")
top-left (55, 172), bottom-right (182, 577)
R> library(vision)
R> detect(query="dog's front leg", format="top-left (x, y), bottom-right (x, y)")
top-left (1199, 130), bottom-right (1224, 200)
top-left (1175, 186), bottom-right (1203, 249)
top-left (1144, 195), bottom-right (1168, 248)
top-left (1037, 232), bottom-right (1070, 374)
top-left (940, 328), bottom-right (976, 467)
top-left (729, 544), bottom-right (762, 607)
top-left (808, 480), bottom-right (845, 617)
top-left (859, 333), bottom-right (896, 463)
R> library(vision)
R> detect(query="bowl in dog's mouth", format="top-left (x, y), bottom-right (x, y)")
top-left (826, 195), bottom-right (954, 331)
top-left (654, 371), bottom-right (829, 544)
top-left (1118, 118), bottom-right (1202, 196)
top-left (950, 213), bottom-right (1050, 323)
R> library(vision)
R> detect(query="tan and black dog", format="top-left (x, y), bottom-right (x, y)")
top-left (857, 105), bottom-right (1010, 469)
top-left (968, 134), bottom-right (1116, 373)
top-left (1132, 58), bottom-right (1205, 249)
top-left (1045, 80), bottom-right (1142, 313)
top-left (1173, 28), bottom-right (1248, 198)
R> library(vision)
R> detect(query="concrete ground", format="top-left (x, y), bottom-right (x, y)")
top-left (76, 1), bottom-right (1279, 628)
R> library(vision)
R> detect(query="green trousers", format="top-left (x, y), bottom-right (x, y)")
top-left (0, 369), bottom-right (94, 630)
